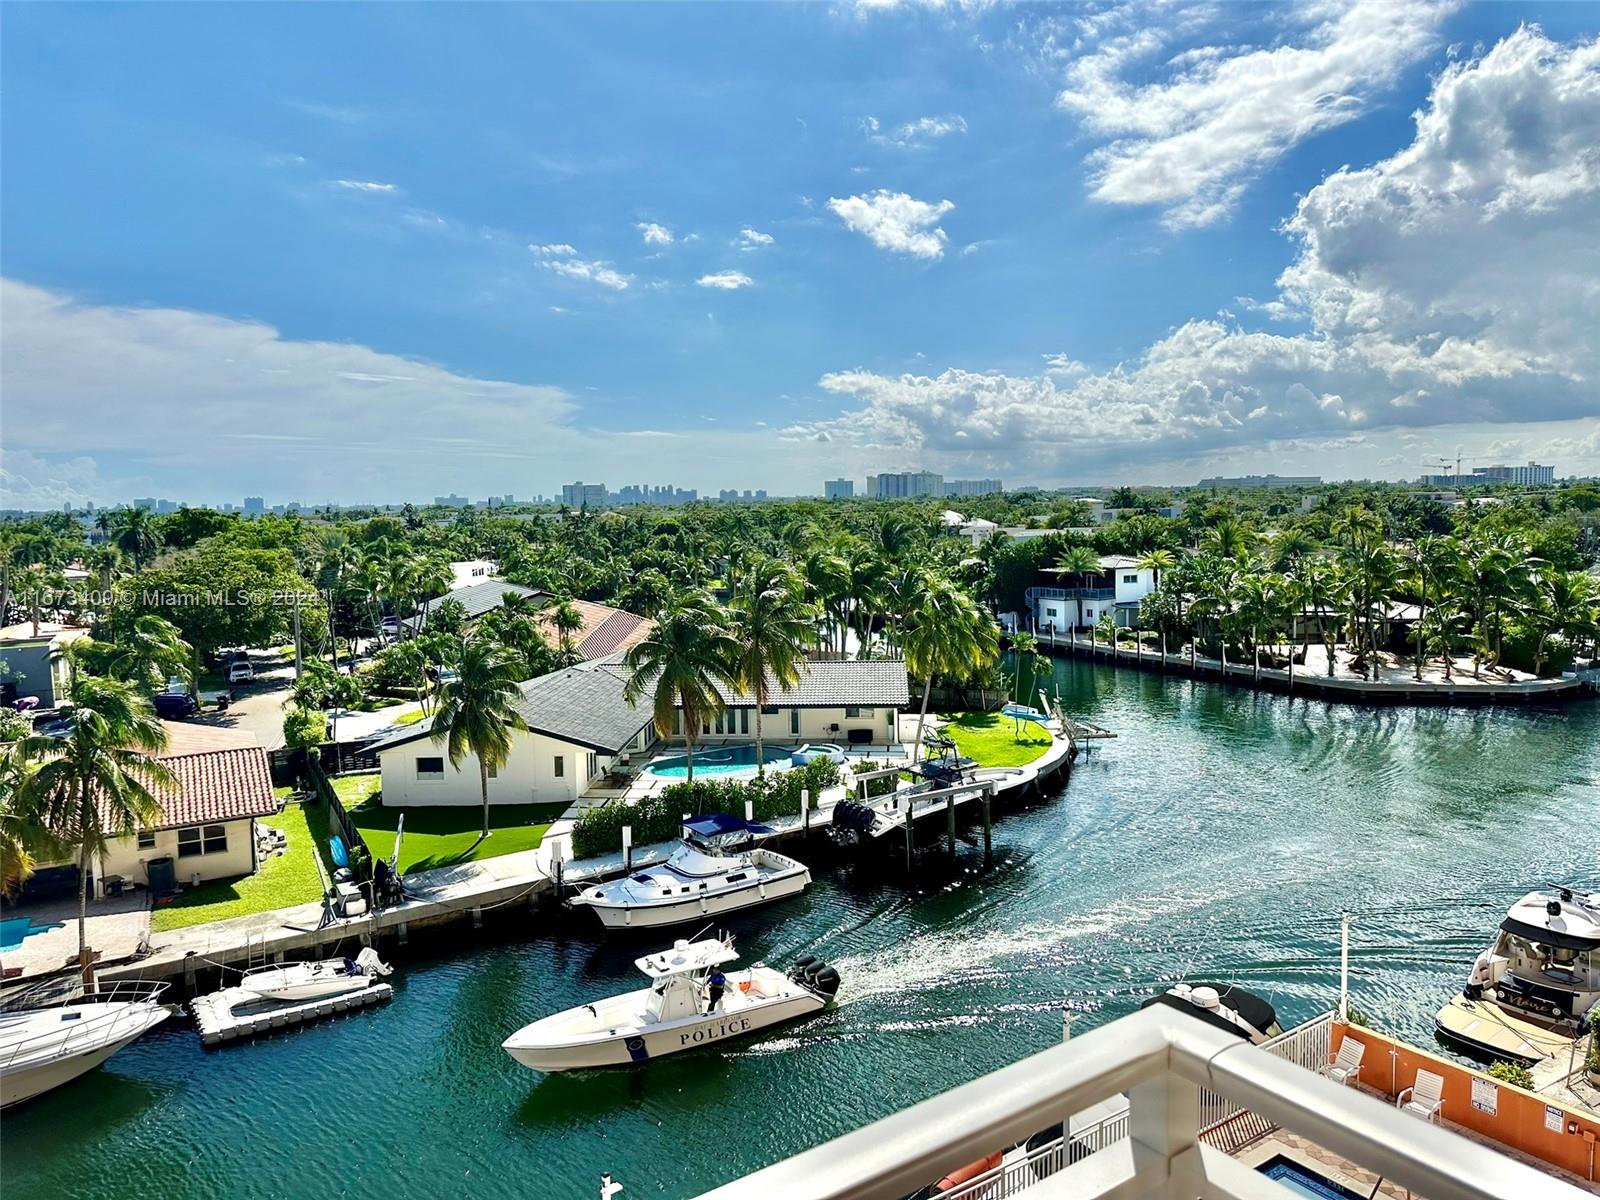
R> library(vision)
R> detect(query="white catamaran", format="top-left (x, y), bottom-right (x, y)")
top-left (503, 937), bottom-right (840, 1072)
top-left (573, 816), bottom-right (811, 930)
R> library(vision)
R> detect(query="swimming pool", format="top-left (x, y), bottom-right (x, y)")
top-left (1258, 1154), bottom-right (1366, 1199)
top-left (645, 745), bottom-right (795, 778)
top-left (0, 916), bottom-right (44, 953)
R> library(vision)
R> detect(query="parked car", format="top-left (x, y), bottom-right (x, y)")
top-left (152, 692), bottom-right (198, 719)
top-left (227, 660), bottom-right (255, 685)
top-left (380, 616), bottom-right (400, 635)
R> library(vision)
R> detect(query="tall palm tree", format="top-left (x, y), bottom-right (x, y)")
top-left (0, 744), bottom-right (55, 899)
top-left (623, 593), bottom-right (739, 786)
top-left (113, 508), bottom-right (163, 572)
top-left (548, 599), bottom-right (586, 666)
top-left (1055, 545), bottom-right (1103, 634)
top-left (1135, 548), bottom-right (1176, 592)
top-left (99, 614), bottom-right (195, 692)
top-left (728, 561), bottom-right (817, 778)
top-left (901, 572), bottom-right (1000, 756)
top-left (18, 678), bottom-right (173, 988)
top-left (430, 639), bottom-right (528, 841)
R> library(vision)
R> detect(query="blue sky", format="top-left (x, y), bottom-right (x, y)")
top-left (3, 1), bottom-right (1598, 507)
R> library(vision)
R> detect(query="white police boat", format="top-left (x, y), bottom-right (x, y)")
top-left (573, 815), bottom-right (811, 930)
top-left (502, 937), bottom-right (840, 1072)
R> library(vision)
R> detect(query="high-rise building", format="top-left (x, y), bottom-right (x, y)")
top-left (433, 493), bottom-right (470, 508)
top-left (133, 497), bottom-right (156, 511)
top-left (243, 496), bottom-right (266, 516)
top-left (944, 479), bottom-right (1002, 497)
top-left (869, 471), bottom-right (944, 499)
top-left (824, 478), bottom-right (854, 499)
top-left (1419, 462), bottom-right (1555, 487)
top-left (560, 481), bottom-right (607, 508)
top-left (1195, 474), bottom-right (1321, 490)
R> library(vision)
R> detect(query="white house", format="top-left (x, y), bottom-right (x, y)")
top-left (448, 559), bottom-right (499, 590)
top-left (367, 658), bottom-right (913, 808)
top-left (368, 657), bottom-right (657, 809)
top-left (1028, 555), bottom-right (1160, 632)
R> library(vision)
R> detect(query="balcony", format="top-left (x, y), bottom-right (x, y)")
top-left (1026, 586), bottom-right (1115, 604)
top-left (689, 1005), bottom-right (1591, 1200)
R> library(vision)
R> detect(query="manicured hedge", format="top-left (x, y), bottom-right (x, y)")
top-left (570, 757), bottom-right (840, 859)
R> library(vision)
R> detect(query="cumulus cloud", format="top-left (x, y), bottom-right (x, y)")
top-left (1056, 0), bottom-right (1454, 228)
top-left (332, 179), bottom-right (397, 193)
top-left (827, 190), bottom-right (955, 259)
top-left (863, 113), bottom-right (968, 148)
top-left (536, 249), bottom-right (632, 290)
top-left (738, 227), bottom-right (775, 249)
top-left (697, 271), bottom-right (754, 290)
top-left (637, 221), bottom-right (675, 246)
top-left (529, 242), bottom-right (577, 256)
top-left (794, 29), bottom-right (1600, 471)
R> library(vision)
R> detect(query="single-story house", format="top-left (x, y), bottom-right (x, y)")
top-left (405, 577), bottom-right (654, 661)
top-left (0, 622), bottom-right (91, 708)
top-left (678, 659), bottom-right (911, 747)
top-left (368, 657), bottom-right (658, 809)
top-left (1027, 556), bottom-right (1160, 632)
top-left (366, 657), bottom-right (912, 808)
top-left (28, 723), bottom-right (281, 900)
top-left (448, 559), bottom-right (499, 590)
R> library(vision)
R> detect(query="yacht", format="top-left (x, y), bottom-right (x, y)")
top-left (1435, 884), bottom-right (1600, 1065)
top-left (1141, 982), bottom-right (1283, 1044)
top-left (0, 980), bottom-right (174, 1108)
top-left (239, 949), bottom-right (391, 1002)
top-left (503, 937), bottom-right (840, 1071)
top-left (573, 815), bottom-right (811, 930)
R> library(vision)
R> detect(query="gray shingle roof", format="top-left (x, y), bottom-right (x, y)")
top-left (365, 656), bottom-right (653, 757)
top-left (701, 659), bottom-right (910, 709)
top-left (408, 578), bottom-right (546, 628)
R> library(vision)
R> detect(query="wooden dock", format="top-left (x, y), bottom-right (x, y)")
top-left (190, 980), bottom-right (393, 1045)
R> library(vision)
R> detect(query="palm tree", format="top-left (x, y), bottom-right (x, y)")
top-left (901, 572), bottom-right (1000, 756)
top-left (548, 599), bottom-right (586, 666)
top-left (1135, 548), bottom-right (1176, 592)
top-left (622, 593), bottom-right (739, 785)
top-left (728, 561), bottom-right (817, 778)
top-left (99, 614), bottom-right (195, 692)
top-left (1531, 568), bottom-right (1599, 677)
top-left (0, 744), bottom-right (55, 899)
top-left (18, 677), bottom-right (173, 988)
top-left (1055, 545), bottom-right (1102, 636)
top-left (113, 508), bottom-right (163, 572)
top-left (430, 639), bottom-right (528, 841)
top-left (1201, 518), bottom-right (1252, 562)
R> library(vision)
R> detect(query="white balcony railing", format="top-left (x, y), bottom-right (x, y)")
top-left (688, 1005), bottom-right (1590, 1200)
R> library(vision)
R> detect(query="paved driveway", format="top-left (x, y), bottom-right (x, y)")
top-left (192, 651), bottom-right (295, 750)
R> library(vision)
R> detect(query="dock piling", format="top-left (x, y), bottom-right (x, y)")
top-left (982, 782), bottom-right (994, 869)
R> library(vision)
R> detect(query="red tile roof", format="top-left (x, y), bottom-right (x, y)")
top-left (145, 746), bottom-right (280, 831)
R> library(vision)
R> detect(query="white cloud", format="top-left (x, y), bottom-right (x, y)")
top-left (738, 227), bottom-right (775, 249)
top-left (637, 222), bottom-right (675, 246)
top-left (794, 30), bottom-right (1600, 472)
top-left (537, 249), bottom-right (632, 290)
top-left (332, 179), bottom-right (397, 193)
top-left (864, 113), bottom-right (968, 148)
top-left (827, 190), bottom-right (955, 259)
top-left (697, 271), bottom-right (754, 290)
top-left (1056, 0), bottom-right (1455, 228)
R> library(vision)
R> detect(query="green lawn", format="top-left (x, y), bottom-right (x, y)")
top-left (330, 775), bottom-right (565, 875)
top-left (939, 710), bottom-right (1054, 768)
top-left (150, 801), bottom-right (331, 932)
top-left (393, 708), bottom-right (426, 726)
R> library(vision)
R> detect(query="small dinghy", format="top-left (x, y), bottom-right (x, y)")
top-left (503, 937), bottom-right (840, 1072)
top-left (240, 948), bottom-right (391, 1003)
top-left (573, 815), bottom-right (811, 930)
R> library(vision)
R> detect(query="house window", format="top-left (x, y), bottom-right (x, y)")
top-left (137, 831), bottom-right (157, 850)
top-left (739, 709), bottom-right (749, 734)
top-left (845, 706), bottom-right (872, 719)
top-left (486, 762), bottom-right (498, 780)
top-left (586, 752), bottom-right (598, 779)
top-left (1123, 573), bottom-right (1138, 584)
top-left (789, 709), bottom-right (799, 735)
top-left (177, 825), bottom-right (228, 858)
top-left (553, 755), bottom-right (565, 778)
top-left (760, 705), bottom-right (778, 716)
top-left (416, 756), bottom-right (445, 779)
top-left (672, 711), bottom-right (681, 736)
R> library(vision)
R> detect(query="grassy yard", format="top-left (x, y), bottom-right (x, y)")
top-left (393, 708), bottom-right (426, 726)
top-left (939, 710), bottom-right (1054, 768)
top-left (331, 774), bottom-right (564, 875)
top-left (150, 801), bottom-right (331, 932)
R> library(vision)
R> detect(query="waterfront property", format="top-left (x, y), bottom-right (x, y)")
top-left (401, 576), bottom-right (654, 661)
top-left (1027, 555), bottom-right (1159, 632)
top-left (0, 621), bottom-right (90, 708)
top-left (673, 659), bottom-right (911, 748)
top-left (367, 656), bottom-right (658, 808)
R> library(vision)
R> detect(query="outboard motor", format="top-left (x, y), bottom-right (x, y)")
top-left (790, 957), bottom-right (842, 999)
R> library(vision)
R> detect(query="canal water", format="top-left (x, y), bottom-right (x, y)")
top-left (5, 661), bottom-right (1597, 1199)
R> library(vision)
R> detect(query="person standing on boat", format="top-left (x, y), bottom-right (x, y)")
top-left (706, 967), bottom-right (727, 1014)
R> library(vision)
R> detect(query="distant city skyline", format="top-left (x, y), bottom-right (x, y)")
top-left (3, 4), bottom-right (1597, 506)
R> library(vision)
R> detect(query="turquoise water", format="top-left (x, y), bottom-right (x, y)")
top-left (0, 916), bottom-right (52, 952)
top-left (646, 743), bottom-right (798, 777)
top-left (4, 659), bottom-right (1597, 1200)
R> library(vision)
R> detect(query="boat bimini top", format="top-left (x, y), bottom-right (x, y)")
top-left (635, 939), bottom-right (740, 979)
top-left (1500, 885), bottom-right (1600, 952)
top-left (682, 814), bottom-right (774, 849)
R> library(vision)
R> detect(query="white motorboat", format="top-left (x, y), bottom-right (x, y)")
top-left (0, 980), bottom-right (174, 1109)
top-left (574, 815), bottom-right (811, 930)
top-left (240, 948), bottom-right (391, 1002)
top-left (503, 937), bottom-right (840, 1072)
top-left (1141, 982), bottom-right (1282, 1045)
top-left (1435, 884), bottom-right (1600, 1064)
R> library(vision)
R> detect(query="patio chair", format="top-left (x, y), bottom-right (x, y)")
top-left (1324, 1037), bottom-right (1365, 1088)
top-left (1397, 1069), bottom-right (1445, 1123)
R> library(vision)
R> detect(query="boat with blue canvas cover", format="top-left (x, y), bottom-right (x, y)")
top-left (502, 937), bottom-right (840, 1072)
top-left (572, 815), bottom-right (811, 930)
